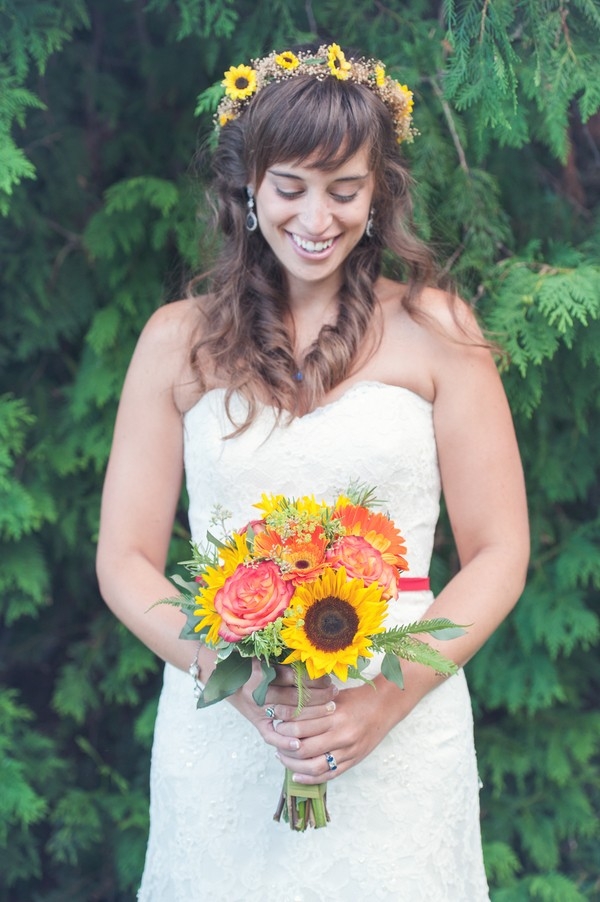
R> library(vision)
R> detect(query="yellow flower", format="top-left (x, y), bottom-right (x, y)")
top-left (396, 82), bottom-right (414, 114)
top-left (254, 493), bottom-right (325, 519)
top-left (375, 64), bottom-right (386, 87)
top-left (327, 44), bottom-right (352, 80)
top-left (275, 50), bottom-right (300, 70)
top-left (219, 111), bottom-right (235, 127)
top-left (281, 567), bottom-right (387, 680)
top-left (193, 532), bottom-right (249, 645)
top-left (222, 64), bottom-right (257, 100)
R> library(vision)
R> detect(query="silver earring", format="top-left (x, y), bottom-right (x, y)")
top-left (246, 186), bottom-right (258, 232)
top-left (365, 207), bottom-right (375, 238)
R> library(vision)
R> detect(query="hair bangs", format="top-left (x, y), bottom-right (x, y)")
top-left (247, 77), bottom-right (381, 182)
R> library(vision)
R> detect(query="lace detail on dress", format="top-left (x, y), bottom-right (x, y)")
top-left (138, 382), bottom-right (490, 901)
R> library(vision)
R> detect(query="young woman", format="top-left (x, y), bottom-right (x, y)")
top-left (97, 44), bottom-right (529, 900)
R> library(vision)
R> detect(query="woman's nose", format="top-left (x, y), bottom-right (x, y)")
top-left (297, 195), bottom-right (332, 236)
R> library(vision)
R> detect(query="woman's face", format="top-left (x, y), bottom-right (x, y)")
top-left (253, 146), bottom-right (374, 292)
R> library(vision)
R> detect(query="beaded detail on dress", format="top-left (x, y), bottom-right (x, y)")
top-left (138, 382), bottom-right (490, 901)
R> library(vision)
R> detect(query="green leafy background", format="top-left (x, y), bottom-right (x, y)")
top-left (1, 0), bottom-right (599, 898)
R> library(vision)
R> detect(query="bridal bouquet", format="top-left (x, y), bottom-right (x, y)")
top-left (160, 483), bottom-right (464, 830)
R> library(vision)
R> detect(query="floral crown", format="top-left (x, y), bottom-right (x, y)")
top-left (212, 43), bottom-right (415, 145)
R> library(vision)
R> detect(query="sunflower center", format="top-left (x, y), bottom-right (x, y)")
top-left (304, 596), bottom-right (359, 652)
top-left (235, 76), bottom-right (249, 89)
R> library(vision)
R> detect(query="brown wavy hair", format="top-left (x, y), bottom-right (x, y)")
top-left (190, 71), bottom-right (438, 430)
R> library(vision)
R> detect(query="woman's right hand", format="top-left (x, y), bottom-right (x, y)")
top-left (228, 661), bottom-right (338, 752)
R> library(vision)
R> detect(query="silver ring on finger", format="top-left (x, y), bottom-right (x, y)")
top-left (265, 705), bottom-right (276, 719)
top-left (324, 751), bottom-right (337, 771)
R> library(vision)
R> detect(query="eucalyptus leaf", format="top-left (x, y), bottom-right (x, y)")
top-left (252, 661), bottom-right (277, 706)
top-left (170, 573), bottom-right (200, 593)
top-left (196, 655), bottom-right (252, 708)
top-left (179, 608), bottom-right (202, 641)
top-left (206, 529), bottom-right (227, 550)
top-left (381, 653), bottom-right (405, 689)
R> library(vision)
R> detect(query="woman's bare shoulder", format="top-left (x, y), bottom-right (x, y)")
top-left (130, 297), bottom-right (206, 412)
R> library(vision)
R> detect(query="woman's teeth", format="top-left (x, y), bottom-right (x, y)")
top-left (292, 234), bottom-right (334, 253)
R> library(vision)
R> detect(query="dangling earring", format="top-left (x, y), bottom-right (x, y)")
top-left (365, 207), bottom-right (375, 238)
top-left (245, 185), bottom-right (258, 232)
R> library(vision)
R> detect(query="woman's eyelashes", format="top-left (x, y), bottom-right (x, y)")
top-left (275, 187), bottom-right (359, 203)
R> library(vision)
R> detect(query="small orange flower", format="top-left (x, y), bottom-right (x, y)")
top-left (254, 527), bottom-right (328, 583)
top-left (334, 505), bottom-right (409, 571)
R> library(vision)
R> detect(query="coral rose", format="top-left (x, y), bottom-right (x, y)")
top-left (213, 559), bottom-right (294, 641)
top-left (326, 535), bottom-right (399, 600)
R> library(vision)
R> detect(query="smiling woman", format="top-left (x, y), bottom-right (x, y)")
top-left (97, 41), bottom-right (529, 902)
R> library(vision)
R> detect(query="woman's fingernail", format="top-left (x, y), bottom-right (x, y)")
top-left (326, 701), bottom-right (336, 712)
top-left (332, 685), bottom-right (339, 696)
top-left (290, 739), bottom-right (300, 751)
top-left (292, 774), bottom-right (306, 784)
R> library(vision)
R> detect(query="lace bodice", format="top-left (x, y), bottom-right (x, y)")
top-left (184, 381), bottom-right (441, 578)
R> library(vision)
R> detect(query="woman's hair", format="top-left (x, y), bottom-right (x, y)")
top-left (190, 71), bottom-right (438, 431)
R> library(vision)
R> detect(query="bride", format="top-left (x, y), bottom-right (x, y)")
top-left (97, 43), bottom-right (529, 900)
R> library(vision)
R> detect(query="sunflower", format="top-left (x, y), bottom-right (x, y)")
top-left (327, 43), bottom-right (352, 80)
top-left (193, 532), bottom-right (248, 644)
top-left (281, 567), bottom-right (387, 680)
top-left (222, 64), bottom-right (257, 100)
top-left (275, 50), bottom-right (300, 70)
top-left (254, 527), bottom-right (328, 583)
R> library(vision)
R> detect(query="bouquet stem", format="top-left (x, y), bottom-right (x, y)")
top-left (273, 769), bottom-right (330, 830)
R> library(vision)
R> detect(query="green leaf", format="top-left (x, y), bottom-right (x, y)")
top-left (251, 660), bottom-right (276, 706)
top-left (196, 654), bottom-right (252, 708)
top-left (381, 653), bottom-right (405, 689)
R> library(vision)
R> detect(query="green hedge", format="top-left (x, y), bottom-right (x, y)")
top-left (1, 1), bottom-right (599, 898)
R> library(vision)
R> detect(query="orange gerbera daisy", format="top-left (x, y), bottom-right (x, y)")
top-left (334, 505), bottom-right (409, 570)
top-left (254, 527), bottom-right (328, 583)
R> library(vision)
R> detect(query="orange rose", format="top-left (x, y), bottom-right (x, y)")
top-left (326, 535), bottom-right (399, 600)
top-left (214, 560), bottom-right (294, 641)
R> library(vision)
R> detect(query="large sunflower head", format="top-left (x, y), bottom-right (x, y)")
top-left (281, 567), bottom-right (387, 680)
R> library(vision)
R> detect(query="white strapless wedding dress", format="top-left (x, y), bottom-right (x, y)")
top-left (138, 382), bottom-right (490, 901)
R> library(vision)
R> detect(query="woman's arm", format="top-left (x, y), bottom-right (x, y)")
top-left (96, 301), bottom-right (212, 673)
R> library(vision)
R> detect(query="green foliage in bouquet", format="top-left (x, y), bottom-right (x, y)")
top-left (1, 0), bottom-right (599, 895)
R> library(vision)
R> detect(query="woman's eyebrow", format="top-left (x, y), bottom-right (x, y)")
top-left (267, 168), bottom-right (370, 182)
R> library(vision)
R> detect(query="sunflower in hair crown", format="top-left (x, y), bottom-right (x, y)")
top-left (202, 43), bottom-right (415, 145)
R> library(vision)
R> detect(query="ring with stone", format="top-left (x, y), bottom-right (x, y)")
top-left (265, 705), bottom-right (276, 719)
top-left (324, 752), bottom-right (337, 771)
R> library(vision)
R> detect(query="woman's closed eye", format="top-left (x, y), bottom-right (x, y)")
top-left (275, 187), bottom-right (358, 203)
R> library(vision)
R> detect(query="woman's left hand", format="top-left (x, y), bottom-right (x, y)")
top-left (271, 677), bottom-right (405, 784)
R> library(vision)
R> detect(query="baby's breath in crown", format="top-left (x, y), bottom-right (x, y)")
top-left (213, 43), bottom-right (415, 144)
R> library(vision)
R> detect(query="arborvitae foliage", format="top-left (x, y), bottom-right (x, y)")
top-left (1, 1), bottom-right (599, 898)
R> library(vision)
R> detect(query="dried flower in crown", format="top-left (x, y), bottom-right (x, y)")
top-left (210, 43), bottom-right (416, 145)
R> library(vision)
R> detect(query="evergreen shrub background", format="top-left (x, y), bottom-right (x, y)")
top-left (1, 1), bottom-right (599, 899)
